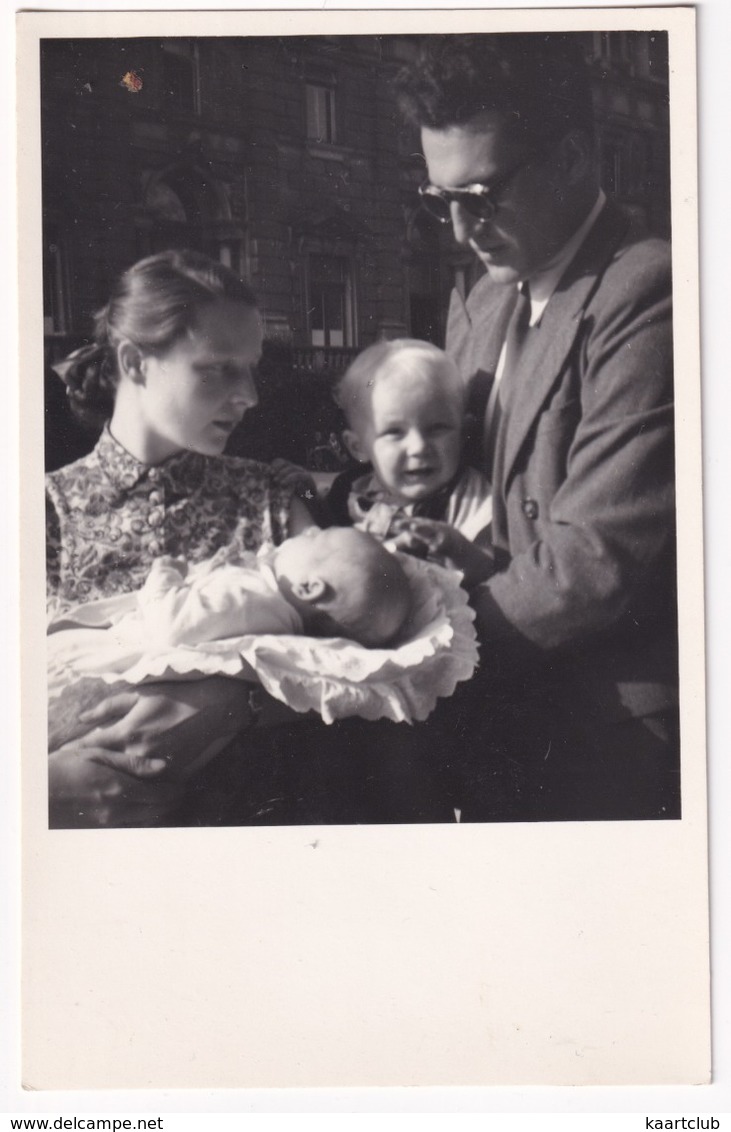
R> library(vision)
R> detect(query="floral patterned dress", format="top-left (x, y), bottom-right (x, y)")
top-left (46, 427), bottom-right (294, 615)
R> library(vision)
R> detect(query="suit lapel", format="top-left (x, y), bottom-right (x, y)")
top-left (498, 202), bottom-right (630, 489)
top-left (460, 283), bottom-right (517, 415)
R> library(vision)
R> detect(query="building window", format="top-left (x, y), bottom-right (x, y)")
top-left (601, 139), bottom-right (624, 196)
top-left (306, 74), bottom-right (336, 144)
top-left (138, 168), bottom-right (242, 272)
top-left (161, 40), bottom-right (200, 115)
top-left (145, 178), bottom-right (188, 224)
top-left (307, 254), bottom-right (353, 347)
top-left (647, 32), bottom-right (669, 83)
top-left (43, 231), bottom-right (69, 334)
top-left (597, 31), bottom-right (631, 67)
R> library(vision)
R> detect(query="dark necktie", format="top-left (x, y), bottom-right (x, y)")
top-left (484, 282), bottom-right (532, 467)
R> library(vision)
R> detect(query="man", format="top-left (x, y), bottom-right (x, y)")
top-left (395, 34), bottom-right (679, 820)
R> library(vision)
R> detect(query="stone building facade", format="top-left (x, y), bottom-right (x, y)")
top-left (41, 31), bottom-right (671, 468)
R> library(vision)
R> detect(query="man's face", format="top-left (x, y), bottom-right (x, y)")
top-left (420, 111), bottom-right (577, 284)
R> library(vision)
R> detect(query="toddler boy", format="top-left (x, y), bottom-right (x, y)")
top-left (329, 338), bottom-right (495, 588)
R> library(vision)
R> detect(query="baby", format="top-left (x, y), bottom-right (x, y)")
top-left (328, 338), bottom-right (494, 589)
top-left (47, 527), bottom-right (414, 753)
top-left (135, 526), bottom-right (412, 650)
top-left (272, 525), bottom-right (412, 646)
top-left (49, 526), bottom-right (413, 674)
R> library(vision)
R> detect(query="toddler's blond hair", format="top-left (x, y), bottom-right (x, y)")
top-left (335, 338), bottom-right (464, 429)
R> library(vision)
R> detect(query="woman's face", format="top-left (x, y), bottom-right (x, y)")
top-left (137, 300), bottom-right (262, 463)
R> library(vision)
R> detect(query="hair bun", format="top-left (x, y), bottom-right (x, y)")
top-left (53, 342), bottom-right (116, 429)
top-left (52, 342), bottom-right (106, 384)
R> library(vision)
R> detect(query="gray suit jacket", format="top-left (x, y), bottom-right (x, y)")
top-left (446, 202), bottom-right (677, 726)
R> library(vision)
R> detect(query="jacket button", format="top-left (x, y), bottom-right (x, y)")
top-left (521, 498), bottom-right (539, 520)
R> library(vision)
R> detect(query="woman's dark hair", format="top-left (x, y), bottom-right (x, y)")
top-left (394, 33), bottom-right (595, 153)
top-left (58, 249), bottom-right (258, 428)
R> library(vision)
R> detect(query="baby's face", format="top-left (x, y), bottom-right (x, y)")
top-left (344, 367), bottom-right (463, 503)
top-left (273, 527), bottom-right (411, 646)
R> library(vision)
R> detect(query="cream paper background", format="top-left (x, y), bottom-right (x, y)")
top-left (18, 7), bottom-right (710, 1090)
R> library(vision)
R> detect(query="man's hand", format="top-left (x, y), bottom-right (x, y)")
top-left (48, 745), bottom-right (185, 828)
top-left (74, 676), bottom-right (253, 781)
top-left (390, 517), bottom-right (495, 589)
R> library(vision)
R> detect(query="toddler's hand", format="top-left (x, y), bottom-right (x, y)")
top-left (390, 518), bottom-right (495, 589)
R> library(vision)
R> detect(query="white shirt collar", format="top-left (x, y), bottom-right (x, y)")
top-left (523, 190), bottom-right (606, 326)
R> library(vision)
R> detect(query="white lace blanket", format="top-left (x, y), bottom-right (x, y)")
top-left (47, 552), bottom-right (479, 725)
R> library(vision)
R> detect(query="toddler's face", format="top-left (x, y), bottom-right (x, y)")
top-left (345, 368), bottom-right (463, 503)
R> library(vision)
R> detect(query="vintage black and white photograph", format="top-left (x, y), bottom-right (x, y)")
top-left (39, 25), bottom-right (685, 831)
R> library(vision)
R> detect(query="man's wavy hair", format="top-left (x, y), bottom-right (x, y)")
top-left (394, 33), bottom-right (595, 153)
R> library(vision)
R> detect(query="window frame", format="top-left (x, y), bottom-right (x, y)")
top-left (305, 70), bottom-right (337, 145)
top-left (305, 251), bottom-right (355, 349)
top-left (43, 227), bottom-right (70, 336)
top-left (160, 39), bottom-right (201, 117)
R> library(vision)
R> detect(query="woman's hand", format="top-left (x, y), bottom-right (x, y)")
top-left (48, 745), bottom-right (185, 828)
top-left (390, 517), bottom-right (496, 590)
top-left (48, 677), bottom-right (309, 827)
top-left (74, 676), bottom-right (254, 781)
top-left (271, 462), bottom-right (326, 531)
top-left (271, 458), bottom-right (318, 500)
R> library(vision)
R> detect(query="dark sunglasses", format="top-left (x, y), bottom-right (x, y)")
top-left (418, 156), bottom-right (535, 225)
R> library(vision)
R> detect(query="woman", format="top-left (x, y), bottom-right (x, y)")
top-left (47, 249), bottom-right (314, 827)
